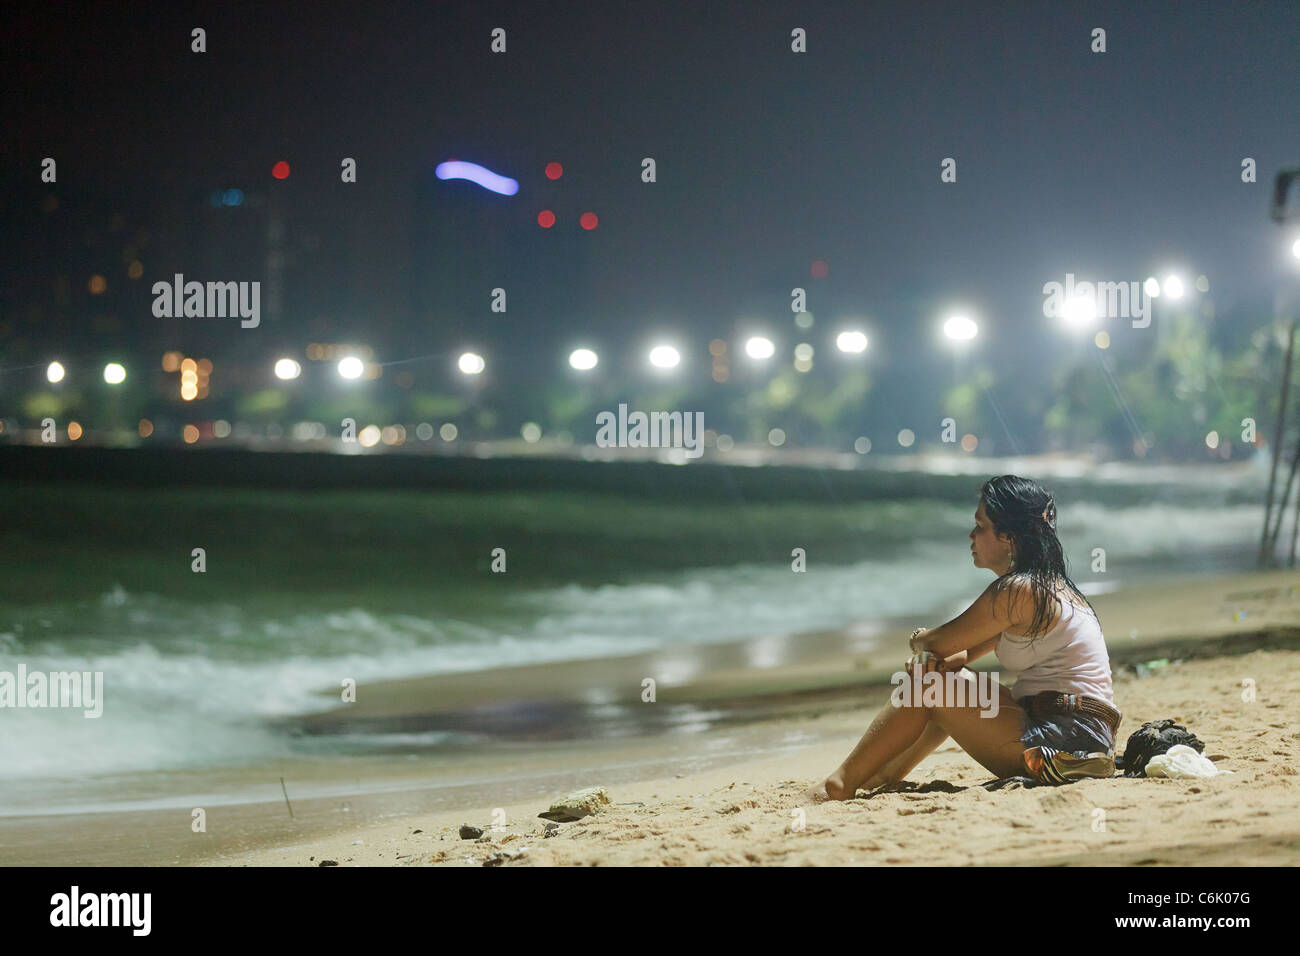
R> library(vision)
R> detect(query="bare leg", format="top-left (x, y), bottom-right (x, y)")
top-left (925, 680), bottom-right (1028, 779)
top-left (804, 671), bottom-right (1025, 803)
top-left (859, 719), bottom-right (950, 790)
top-left (808, 696), bottom-right (931, 801)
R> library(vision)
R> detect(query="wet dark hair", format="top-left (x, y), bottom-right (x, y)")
top-left (979, 474), bottom-right (1099, 642)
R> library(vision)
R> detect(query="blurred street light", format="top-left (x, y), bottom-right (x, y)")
top-left (940, 315), bottom-right (977, 341)
top-left (836, 329), bottom-right (869, 352)
top-left (1060, 294), bottom-right (1098, 329)
top-left (274, 358), bottom-right (302, 380)
top-left (648, 344), bottom-right (680, 369)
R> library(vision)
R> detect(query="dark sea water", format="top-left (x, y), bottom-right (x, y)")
top-left (0, 456), bottom-right (1268, 807)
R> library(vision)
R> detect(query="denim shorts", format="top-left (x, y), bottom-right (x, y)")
top-left (1015, 699), bottom-right (1115, 754)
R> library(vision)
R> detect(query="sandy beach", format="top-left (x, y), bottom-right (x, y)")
top-left (3, 566), bottom-right (1296, 867)
top-left (151, 567), bottom-right (1300, 868)
top-left (9, 0), bottom-right (1300, 888)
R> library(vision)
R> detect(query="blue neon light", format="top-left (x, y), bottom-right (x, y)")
top-left (435, 161), bottom-right (519, 196)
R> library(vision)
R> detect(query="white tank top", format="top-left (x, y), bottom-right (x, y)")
top-left (994, 586), bottom-right (1114, 702)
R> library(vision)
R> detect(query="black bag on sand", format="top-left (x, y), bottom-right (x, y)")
top-left (1116, 719), bottom-right (1205, 777)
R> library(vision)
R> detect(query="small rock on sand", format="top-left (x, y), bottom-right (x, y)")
top-left (538, 786), bottom-right (612, 822)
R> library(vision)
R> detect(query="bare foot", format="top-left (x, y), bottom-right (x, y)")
top-left (800, 782), bottom-right (831, 803)
top-left (801, 775), bottom-right (852, 803)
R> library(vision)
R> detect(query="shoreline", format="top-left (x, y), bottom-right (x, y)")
top-left (199, 624), bottom-right (1300, 868)
top-left (2, 567), bottom-right (1298, 865)
top-left (287, 565), bottom-right (1300, 731)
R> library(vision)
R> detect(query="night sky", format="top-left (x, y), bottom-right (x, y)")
top-left (5, 0), bottom-right (1300, 413)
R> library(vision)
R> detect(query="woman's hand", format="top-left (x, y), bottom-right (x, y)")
top-left (908, 626), bottom-right (930, 654)
top-left (904, 649), bottom-right (942, 677)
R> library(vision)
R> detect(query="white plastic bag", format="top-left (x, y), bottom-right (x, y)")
top-left (1144, 744), bottom-right (1233, 779)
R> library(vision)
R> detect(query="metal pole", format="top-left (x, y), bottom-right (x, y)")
top-left (1271, 432), bottom-right (1300, 558)
top-left (1259, 318), bottom-right (1296, 567)
top-left (1290, 479), bottom-right (1300, 567)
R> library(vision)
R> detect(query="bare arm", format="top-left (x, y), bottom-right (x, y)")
top-left (940, 634), bottom-right (999, 671)
top-left (911, 583), bottom-right (1018, 660)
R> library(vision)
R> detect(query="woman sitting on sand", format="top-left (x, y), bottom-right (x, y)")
top-left (809, 474), bottom-right (1121, 801)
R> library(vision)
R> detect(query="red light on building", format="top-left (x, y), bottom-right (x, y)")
top-left (545, 162), bottom-right (563, 179)
top-left (272, 161), bottom-right (291, 179)
top-left (579, 212), bottom-right (598, 230)
top-left (537, 209), bottom-right (556, 228)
